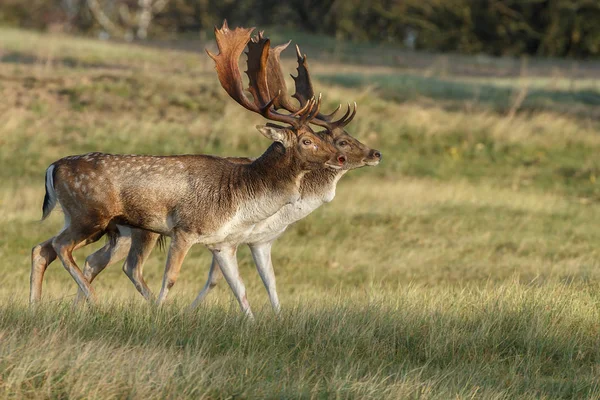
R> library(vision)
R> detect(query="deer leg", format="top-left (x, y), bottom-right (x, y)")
top-left (156, 235), bottom-right (192, 305)
top-left (74, 231), bottom-right (133, 305)
top-left (32, 229), bottom-right (104, 305)
top-left (211, 246), bottom-right (254, 319)
top-left (190, 256), bottom-right (223, 309)
top-left (52, 226), bottom-right (104, 303)
top-left (30, 238), bottom-right (58, 304)
top-left (123, 230), bottom-right (160, 301)
top-left (249, 242), bottom-right (280, 314)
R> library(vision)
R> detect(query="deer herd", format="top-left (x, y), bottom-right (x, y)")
top-left (29, 21), bottom-right (381, 318)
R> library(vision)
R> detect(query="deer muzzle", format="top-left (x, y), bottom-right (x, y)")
top-left (364, 149), bottom-right (382, 166)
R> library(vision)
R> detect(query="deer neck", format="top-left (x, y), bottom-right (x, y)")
top-left (300, 169), bottom-right (347, 202)
top-left (244, 142), bottom-right (306, 205)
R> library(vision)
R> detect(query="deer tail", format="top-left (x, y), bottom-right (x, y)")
top-left (41, 164), bottom-right (58, 221)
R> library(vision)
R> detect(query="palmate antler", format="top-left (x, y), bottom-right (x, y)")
top-left (257, 34), bottom-right (357, 130)
top-left (207, 21), bottom-right (320, 128)
top-left (292, 45), bottom-right (357, 129)
top-left (247, 33), bottom-right (323, 126)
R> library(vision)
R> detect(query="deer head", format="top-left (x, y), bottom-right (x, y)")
top-left (207, 21), bottom-right (347, 171)
top-left (260, 37), bottom-right (382, 170)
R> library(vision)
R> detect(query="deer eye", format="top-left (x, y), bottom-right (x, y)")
top-left (338, 140), bottom-right (348, 146)
top-left (302, 139), bottom-right (312, 146)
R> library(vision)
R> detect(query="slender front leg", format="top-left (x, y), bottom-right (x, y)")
top-left (211, 246), bottom-right (253, 319)
top-left (190, 256), bottom-right (223, 309)
top-left (249, 241), bottom-right (280, 314)
top-left (156, 234), bottom-right (192, 305)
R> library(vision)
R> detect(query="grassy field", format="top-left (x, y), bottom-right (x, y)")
top-left (2, 27), bottom-right (600, 398)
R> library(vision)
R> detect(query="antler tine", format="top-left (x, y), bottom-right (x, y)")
top-left (311, 101), bottom-right (358, 129)
top-left (320, 103), bottom-right (341, 120)
top-left (341, 102), bottom-right (358, 126)
top-left (298, 96), bottom-right (318, 125)
top-left (257, 92), bottom-right (280, 118)
top-left (262, 94), bottom-right (317, 128)
top-left (324, 102), bottom-right (357, 128)
top-left (307, 93), bottom-right (323, 122)
top-left (297, 98), bottom-right (314, 124)
top-left (290, 96), bottom-right (314, 117)
top-left (340, 103), bottom-right (353, 122)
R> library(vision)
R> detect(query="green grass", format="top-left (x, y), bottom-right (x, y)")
top-left (3, 285), bottom-right (600, 399)
top-left (2, 27), bottom-right (600, 398)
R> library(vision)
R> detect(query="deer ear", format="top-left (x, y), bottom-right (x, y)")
top-left (256, 125), bottom-right (292, 146)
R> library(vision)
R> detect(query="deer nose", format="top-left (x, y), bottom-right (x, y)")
top-left (337, 155), bottom-right (347, 165)
top-left (371, 150), bottom-right (382, 159)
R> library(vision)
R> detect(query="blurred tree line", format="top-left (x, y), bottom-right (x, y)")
top-left (1, 0), bottom-right (599, 58)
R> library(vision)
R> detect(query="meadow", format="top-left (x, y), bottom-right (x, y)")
top-left (1, 27), bottom-right (600, 398)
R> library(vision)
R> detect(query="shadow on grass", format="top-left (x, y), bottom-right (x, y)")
top-left (318, 73), bottom-right (600, 118)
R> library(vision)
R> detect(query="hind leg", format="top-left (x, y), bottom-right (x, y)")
top-left (74, 231), bottom-right (133, 305)
top-left (52, 226), bottom-right (104, 303)
top-left (30, 238), bottom-right (58, 304)
top-left (123, 229), bottom-right (160, 301)
top-left (32, 229), bottom-right (105, 305)
top-left (190, 257), bottom-right (223, 309)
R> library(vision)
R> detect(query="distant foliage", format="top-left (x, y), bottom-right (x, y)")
top-left (1, 0), bottom-right (599, 58)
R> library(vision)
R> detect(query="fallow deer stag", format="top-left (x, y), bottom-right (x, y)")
top-left (30, 21), bottom-right (348, 317)
top-left (70, 30), bottom-right (381, 313)
top-left (191, 40), bottom-right (381, 312)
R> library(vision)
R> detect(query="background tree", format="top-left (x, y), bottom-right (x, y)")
top-left (0, 0), bottom-right (599, 57)
top-left (87, 0), bottom-right (170, 40)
